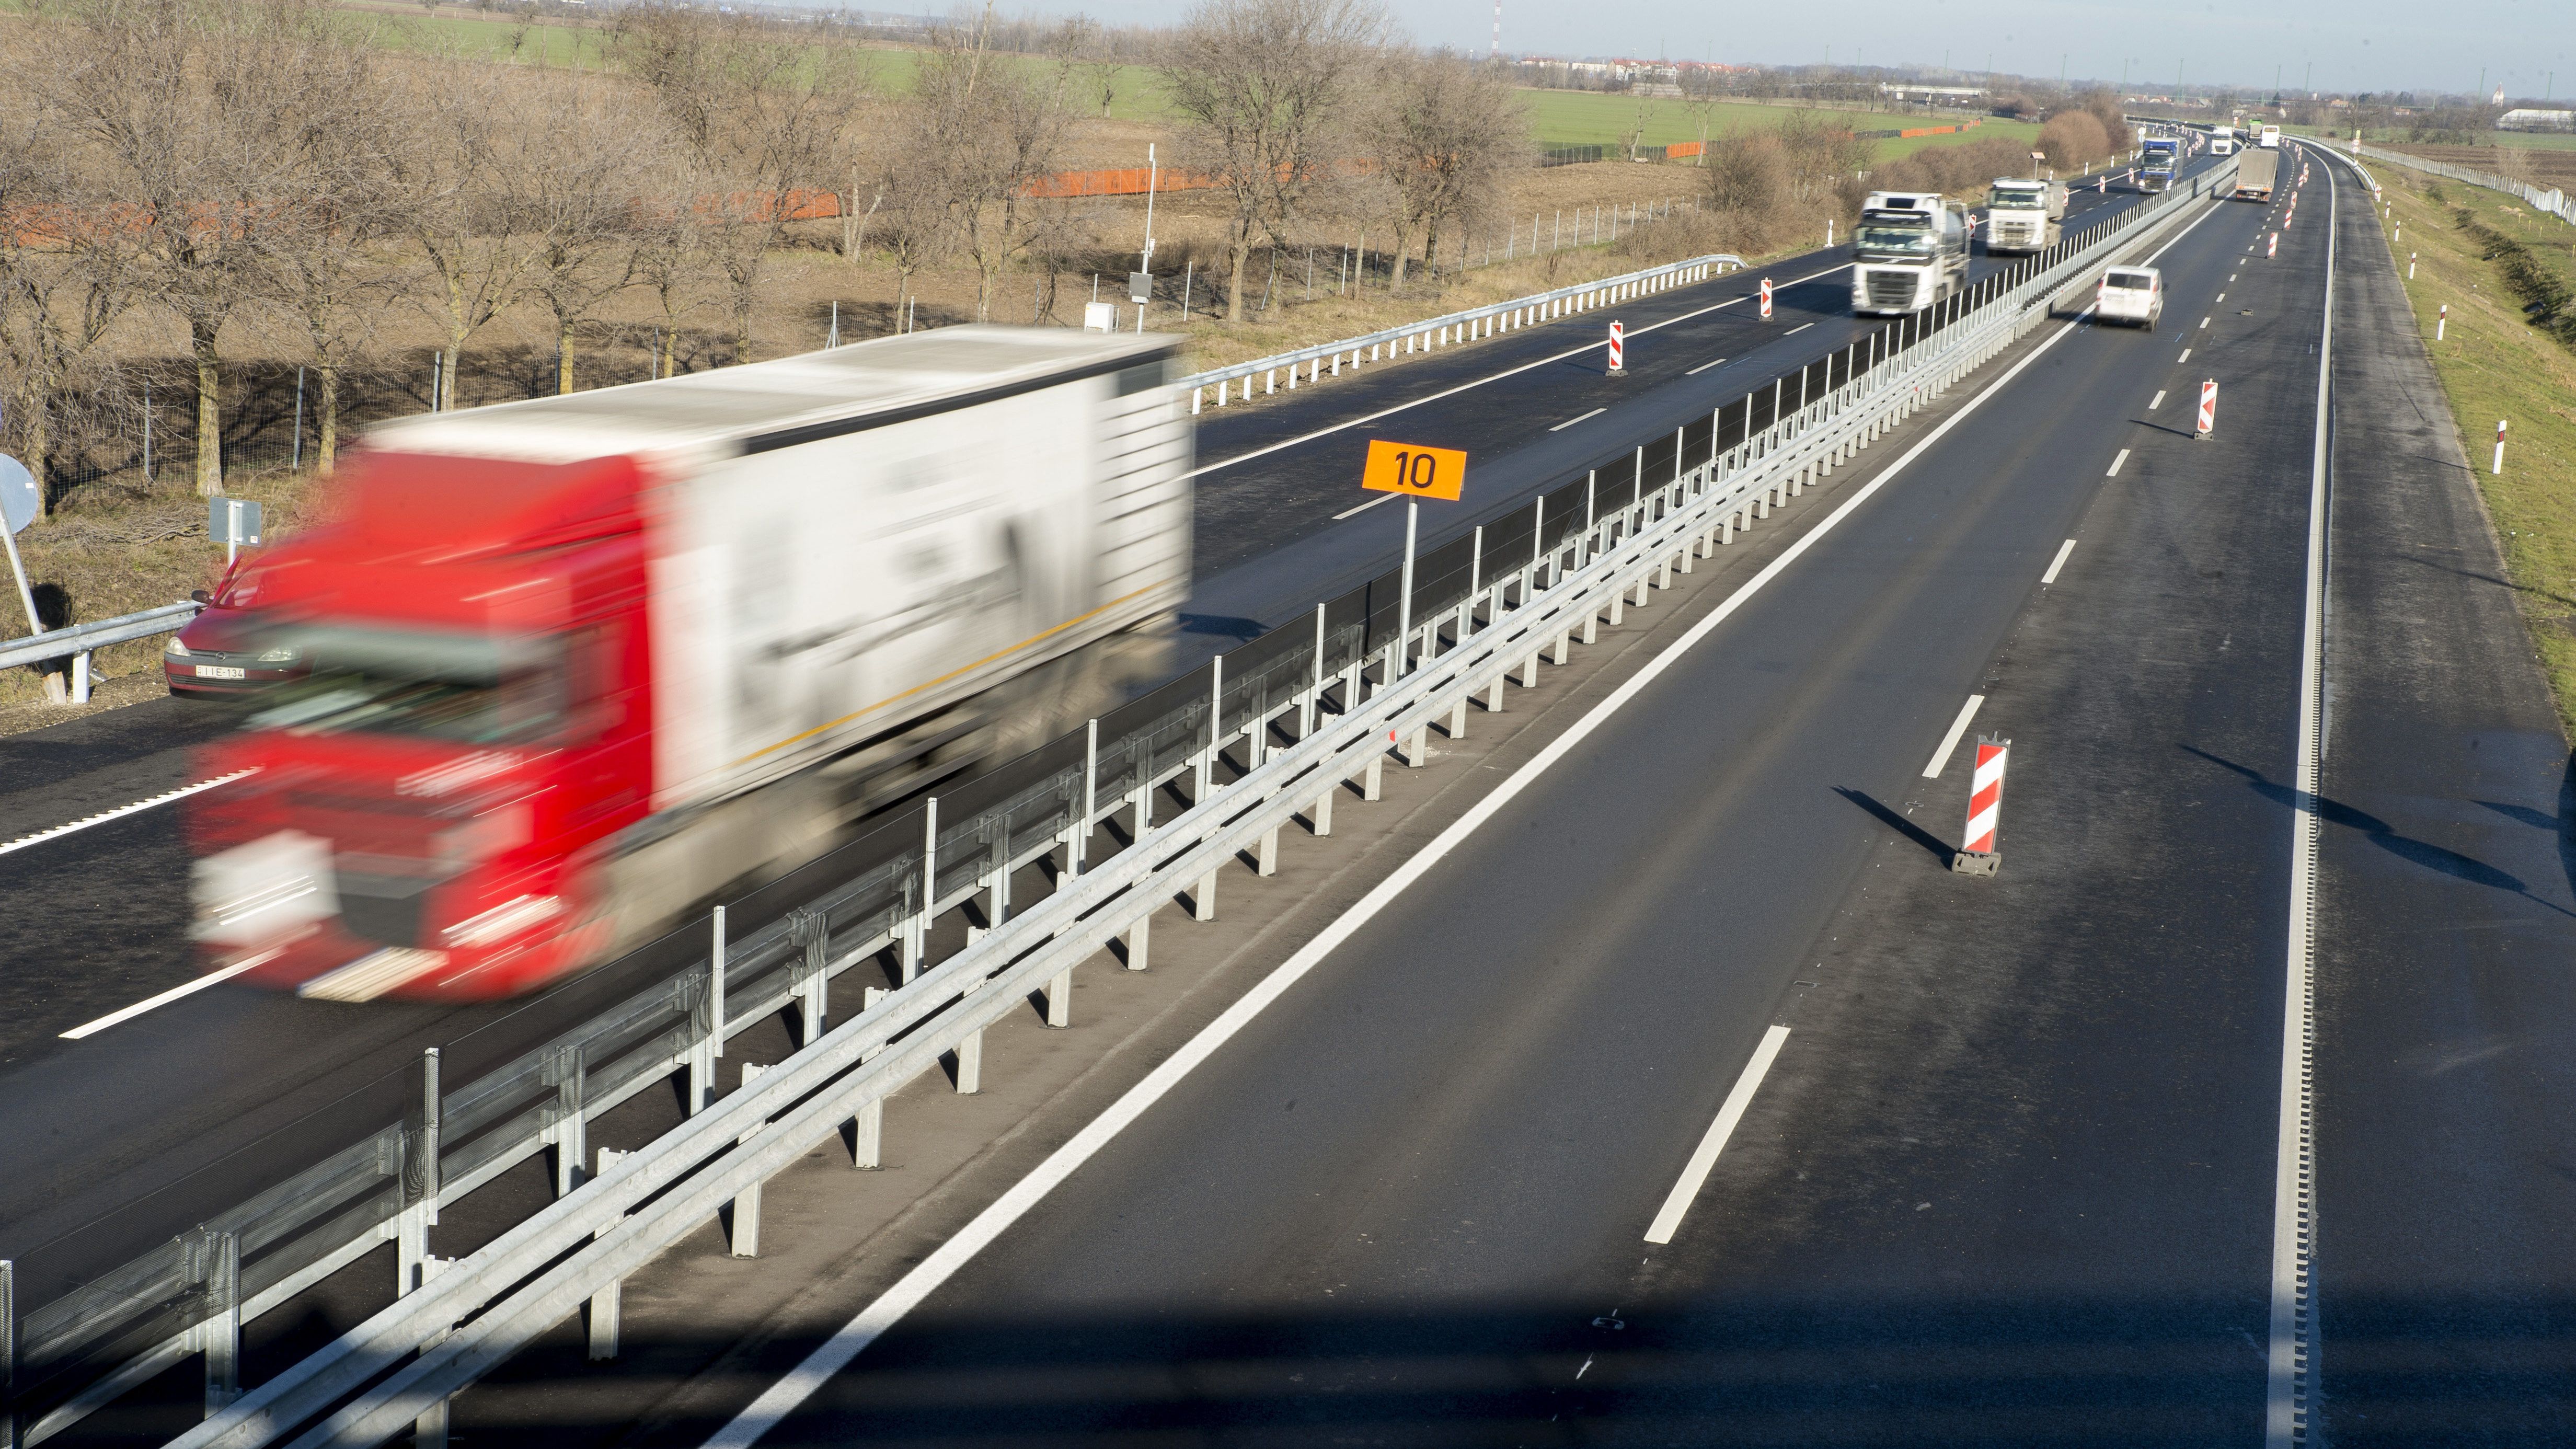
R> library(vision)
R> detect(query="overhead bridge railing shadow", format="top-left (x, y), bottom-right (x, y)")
top-left (0, 155), bottom-right (2236, 1449)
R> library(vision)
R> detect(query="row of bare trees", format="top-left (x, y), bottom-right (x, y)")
top-left (0, 0), bottom-right (1535, 516)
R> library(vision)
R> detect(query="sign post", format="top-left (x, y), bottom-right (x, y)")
top-left (211, 497), bottom-right (263, 567)
top-left (1361, 439), bottom-right (1467, 680)
top-left (0, 454), bottom-right (42, 639)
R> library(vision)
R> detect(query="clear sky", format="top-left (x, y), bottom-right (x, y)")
top-left (823, 0), bottom-right (2571, 99)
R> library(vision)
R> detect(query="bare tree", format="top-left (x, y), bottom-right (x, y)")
top-left (0, 101), bottom-right (146, 510)
top-left (615, 2), bottom-right (866, 363)
top-left (29, 0), bottom-right (376, 496)
top-left (389, 63), bottom-right (555, 410)
top-left (520, 79), bottom-right (670, 393)
top-left (1161, 0), bottom-right (1386, 321)
top-left (1366, 49), bottom-right (1527, 288)
top-left (910, 21), bottom-right (1079, 321)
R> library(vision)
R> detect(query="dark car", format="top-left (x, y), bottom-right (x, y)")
top-left (163, 559), bottom-right (306, 697)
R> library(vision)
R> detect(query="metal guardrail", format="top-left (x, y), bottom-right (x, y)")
top-left (0, 158), bottom-right (2232, 1449)
top-left (1176, 252), bottom-right (1747, 413)
top-left (2335, 138), bottom-right (2568, 223)
top-left (0, 600), bottom-right (199, 674)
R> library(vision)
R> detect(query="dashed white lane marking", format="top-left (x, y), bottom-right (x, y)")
top-left (2041, 538), bottom-right (2078, 585)
top-left (0, 769), bottom-right (257, 859)
top-left (2150, 389), bottom-right (2166, 409)
top-left (2108, 448), bottom-right (2132, 477)
top-left (1187, 258), bottom-right (1853, 479)
top-left (1782, 322), bottom-right (1815, 336)
top-left (1330, 493), bottom-right (1397, 521)
top-left (1923, 695), bottom-right (1988, 778)
top-left (2201, 316), bottom-right (2212, 328)
top-left (2217, 292), bottom-right (2227, 303)
top-left (1686, 356), bottom-right (1730, 375)
top-left (1549, 407), bottom-right (1607, 432)
top-left (1644, 1025), bottom-right (1792, 1244)
top-left (2178, 348), bottom-right (2192, 363)
top-left (60, 951), bottom-right (275, 1040)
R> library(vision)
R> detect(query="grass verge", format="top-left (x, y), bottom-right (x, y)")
top-left (2378, 164), bottom-right (2576, 735)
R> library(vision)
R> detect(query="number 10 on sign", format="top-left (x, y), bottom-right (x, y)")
top-left (1360, 440), bottom-right (1467, 682)
top-left (1361, 439), bottom-right (1466, 500)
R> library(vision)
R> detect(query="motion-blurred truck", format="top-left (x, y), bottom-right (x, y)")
top-left (1850, 192), bottom-right (1971, 314)
top-left (187, 327), bottom-right (1192, 1002)
top-left (2234, 146), bottom-right (2279, 201)
top-left (1983, 178), bottom-right (2068, 254)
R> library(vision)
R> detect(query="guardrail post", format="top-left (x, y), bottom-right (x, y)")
top-left (953, 999), bottom-right (983, 1094)
top-left (1071, 719), bottom-right (1098, 876)
top-left (731, 1064), bottom-right (767, 1256)
top-left (586, 1149), bottom-right (628, 1359)
top-left (189, 1228), bottom-right (239, 1416)
top-left (788, 907), bottom-right (829, 1046)
top-left (397, 1046), bottom-right (441, 1294)
top-left (1124, 910), bottom-right (1151, 970)
top-left (546, 1043), bottom-right (587, 1197)
top-left (411, 1254), bottom-right (456, 1448)
top-left (689, 908), bottom-right (728, 1108)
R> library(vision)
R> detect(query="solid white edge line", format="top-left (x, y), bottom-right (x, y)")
top-left (1187, 258), bottom-right (1852, 479)
top-left (2040, 538), bottom-right (2078, 585)
top-left (0, 769), bottom-right (257, 859)
top-left (2107, 447), bottom-right (2131, 476)
top-left (60, 955), bottom-right (269, 1040)
top-left (1922, 694), bottom-right (1988, 778)
top-left (1642, 1024), bottom-right (1792, 1244)
top-left (699, 192), bottom-right (2240, 1449)
top-left (2267, 136), bottom-right (2338, 1449)
top-left (1685, 356), bottom-right (1730, 375)
top-left (1548, 407), bottom-right (1607, 433)
top-left (1330, 493), bottom-right (1396, 521)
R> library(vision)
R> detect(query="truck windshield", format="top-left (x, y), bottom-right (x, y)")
top-left (247, 627), bottom-right (566, 744)
top-left (1856, 222), bottom-right (1931, 256)
top-left (1988, 187), bottom-right (2045, 208)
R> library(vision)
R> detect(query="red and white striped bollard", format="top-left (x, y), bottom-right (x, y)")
top-left (1607, 320), bottom-right (1625, 375)
top-left (1759, 277), bottom-right (1774, 320)
top-left (1952, 734), bottom-right (2009, 876)
top-left (2267, 232), bottom-right (2278, 259)
top-left (2196, 378), bottom-right (2217, 438)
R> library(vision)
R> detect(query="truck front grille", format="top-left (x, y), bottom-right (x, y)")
top-left (1865, 272), bottom-right (1919, 309)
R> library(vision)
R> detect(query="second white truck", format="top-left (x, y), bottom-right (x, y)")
top-left (1983, 178), bottom-right (2068, 255)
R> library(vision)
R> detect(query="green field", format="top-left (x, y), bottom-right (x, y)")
top-left (1514, 89), bottom-right (2040, 159)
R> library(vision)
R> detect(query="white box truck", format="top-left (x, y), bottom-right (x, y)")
top-left (189, 326), bottom-right (1195, 1000)
top-left (1851, 191), bottom-right (1971, 315)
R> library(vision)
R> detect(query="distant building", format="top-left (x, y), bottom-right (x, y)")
top-left (2498, 108), bottom-right (2576, 132)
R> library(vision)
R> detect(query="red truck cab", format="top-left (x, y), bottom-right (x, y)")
top-left (188, 451), bottom-right (656, 1000)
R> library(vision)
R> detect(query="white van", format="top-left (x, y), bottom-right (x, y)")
top-left (2096, 266), bottom-right (2164, 329)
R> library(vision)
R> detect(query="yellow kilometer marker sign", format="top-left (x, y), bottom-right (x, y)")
top-left (1361, 439), bottom-right (1467, 501)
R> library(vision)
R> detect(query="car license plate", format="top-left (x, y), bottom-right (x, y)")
top-left (194, 665), bottom-right (246, 680)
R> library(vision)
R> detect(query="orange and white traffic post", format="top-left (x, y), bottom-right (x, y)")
top-left (1607, 320), bottom-right (1625, 375)
top-left (2196, 378), bottom-right (2217, 438)
top-left (2267, 232), bottom-right (2278, 259)
top-left (1759, 277), bottom-right (1774, 320)
top-left (1952, 734), bottom-right (2009, 877)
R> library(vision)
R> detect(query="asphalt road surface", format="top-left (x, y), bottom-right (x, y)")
top-left (687, 145), bottom-right (2573, 1445)
top-left (0, 159), bottom-right (2233, 1354)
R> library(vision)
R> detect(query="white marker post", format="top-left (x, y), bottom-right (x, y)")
top-left (2493, 419), bottom-right (2508, 475)
top-left (2408, 251), bottom-right (2417, 280)
top-left (2437, 303), bottom-right (2447, 341)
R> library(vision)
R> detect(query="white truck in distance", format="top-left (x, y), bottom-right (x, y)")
top-left (1983, 178), bottom-right (2067, 255)
top-left (1851, 191), bottom-right (1971, 315)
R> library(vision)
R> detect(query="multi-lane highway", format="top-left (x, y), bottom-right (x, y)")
top-left (39, 142), bottom-right (2574, 1446)
top-left (0, 156), bottom-right (2228, 1320)
top-left (565, 144), bottom-right (2563, 1446)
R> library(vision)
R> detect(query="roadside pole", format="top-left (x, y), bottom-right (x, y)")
top-left (1359, 439), bottom-right (1469, 682)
